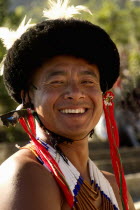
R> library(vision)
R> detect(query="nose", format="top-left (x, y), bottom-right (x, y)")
top-left (64, 81), bottom-right (85, 100)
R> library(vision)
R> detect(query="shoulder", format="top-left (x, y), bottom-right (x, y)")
top-left (0, 149), bottom-right (62, 210)
top-left (101, 171), bottom-right (123, 209)
top-left (101, 170), bottom-right (118, 188)
top-left (102, 170), bottom-right (136, 210)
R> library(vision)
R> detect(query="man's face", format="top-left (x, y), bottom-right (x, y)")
top-left (31, 55), bottom-right (103, 140)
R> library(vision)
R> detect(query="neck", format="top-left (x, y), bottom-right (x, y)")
top-left (59, 139), bottom-right (90, 181)
top-left (36, 123), bottom-right (90, 182)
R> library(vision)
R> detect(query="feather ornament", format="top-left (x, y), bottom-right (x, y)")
top-left (0, 16), bottom-right (35, 75)
top-left (0, 55), bottom-right (6, 75)
top-left (0, 110), bottom-right (28, 127)
top-left (0, 16), bottom-right (35, 50)
top-left (43, 0), bottom-right (92, 20)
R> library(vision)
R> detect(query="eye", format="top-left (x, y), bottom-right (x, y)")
top-left (48, 80), bottom-right (66, 87)
top-left (81, 80), bottom-right (94, 84)
top-left (50, 80), bottom-right (64, 84)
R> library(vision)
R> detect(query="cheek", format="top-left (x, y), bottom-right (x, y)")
top-left (90, 91), bottom-right (103, 115)
top-left (96, 96), bottom-right (103, 120)
top-left (96, 95), bottom-right (103, 113)
top-left (91, 96), bottom-right (103, 128)
top-left (33, 90), bottom-right (59, 116)
top-left (89, 88), bottom-right (103, 103)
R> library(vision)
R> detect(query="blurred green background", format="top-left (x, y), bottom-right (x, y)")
top-left (0, 0), bottom-right (140, 143)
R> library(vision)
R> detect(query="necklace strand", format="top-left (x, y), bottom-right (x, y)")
top-left (21, 140), bottom-right (119, 209)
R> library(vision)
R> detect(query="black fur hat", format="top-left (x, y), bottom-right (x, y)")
top-left (3, 18), bottom-right (120, 103)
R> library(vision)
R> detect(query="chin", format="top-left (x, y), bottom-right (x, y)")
top-left (60, 130), bottom-right (90, 141)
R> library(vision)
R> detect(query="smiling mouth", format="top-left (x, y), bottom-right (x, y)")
top-left (59, 108), bottom-right (88, 114)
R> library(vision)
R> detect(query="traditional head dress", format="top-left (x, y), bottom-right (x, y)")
top-left (0, 0), bottom-right (128, 209)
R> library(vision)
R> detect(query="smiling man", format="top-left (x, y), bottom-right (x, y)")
top-left (0, 1), bottom-right (136, 210)
top-left (32, 56), bottom-right (102, 140)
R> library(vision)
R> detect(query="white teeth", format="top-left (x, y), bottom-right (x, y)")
top-left (60, 108), bottom-right (86, 114)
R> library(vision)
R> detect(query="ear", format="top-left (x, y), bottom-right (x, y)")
top-left (21, 90), bottom-right (34, 107)
top-left (21, 90), bottom-right (27, 104)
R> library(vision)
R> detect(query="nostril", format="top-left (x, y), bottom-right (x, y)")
top-left (67, 96), bottom-right (73, 99)
top-left (64, 89), bottom-right (86, 100)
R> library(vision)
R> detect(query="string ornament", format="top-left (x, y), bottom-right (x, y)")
top-left (18, 108), bottom-right (119, 209)
top-left (18, 108), bottom-right (74, 207)
top-left (22, 141), bottom-right (119, 210)
top-left (103, 91), bottom-right (129, 210)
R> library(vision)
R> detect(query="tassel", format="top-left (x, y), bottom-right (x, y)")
top-left (27, 109), bottom-right (36, 137)
top-left (103, 91), bottom-right (129, 210)
top-left (18, 109), bottom-right (74, 208)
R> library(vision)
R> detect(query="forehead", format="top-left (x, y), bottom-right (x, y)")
top-left (33, 55), bottom-right (100, 83)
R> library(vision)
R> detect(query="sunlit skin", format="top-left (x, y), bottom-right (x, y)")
top-left (28, 55), bottom-right (103, 185)
top-left (31, 55), bottom-right (103, 142)
top-left (0, 56), bottom-right (135, 210)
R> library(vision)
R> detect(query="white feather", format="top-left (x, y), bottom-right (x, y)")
top-left (43, 0), bottom-right (92, 20)
top-left (0, 16), bottom-right (35, 50)
top-left (0, 56), bottom-right (6, 76)
top-left (0, 16), bottom-right (35, 75)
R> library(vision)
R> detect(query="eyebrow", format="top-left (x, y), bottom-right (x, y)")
top-left (45, 70), bottom-right (66, 80)
top-left (80, 70), bottom-right (98, 79)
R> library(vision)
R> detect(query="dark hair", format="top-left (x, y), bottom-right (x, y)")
top-left (3, 18), bottom-right (120, 103)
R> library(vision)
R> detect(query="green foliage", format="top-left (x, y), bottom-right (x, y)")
top-left (86, 0), bottom-right (140, 92)
top-left (0, 0), bottom-right (9, 25)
